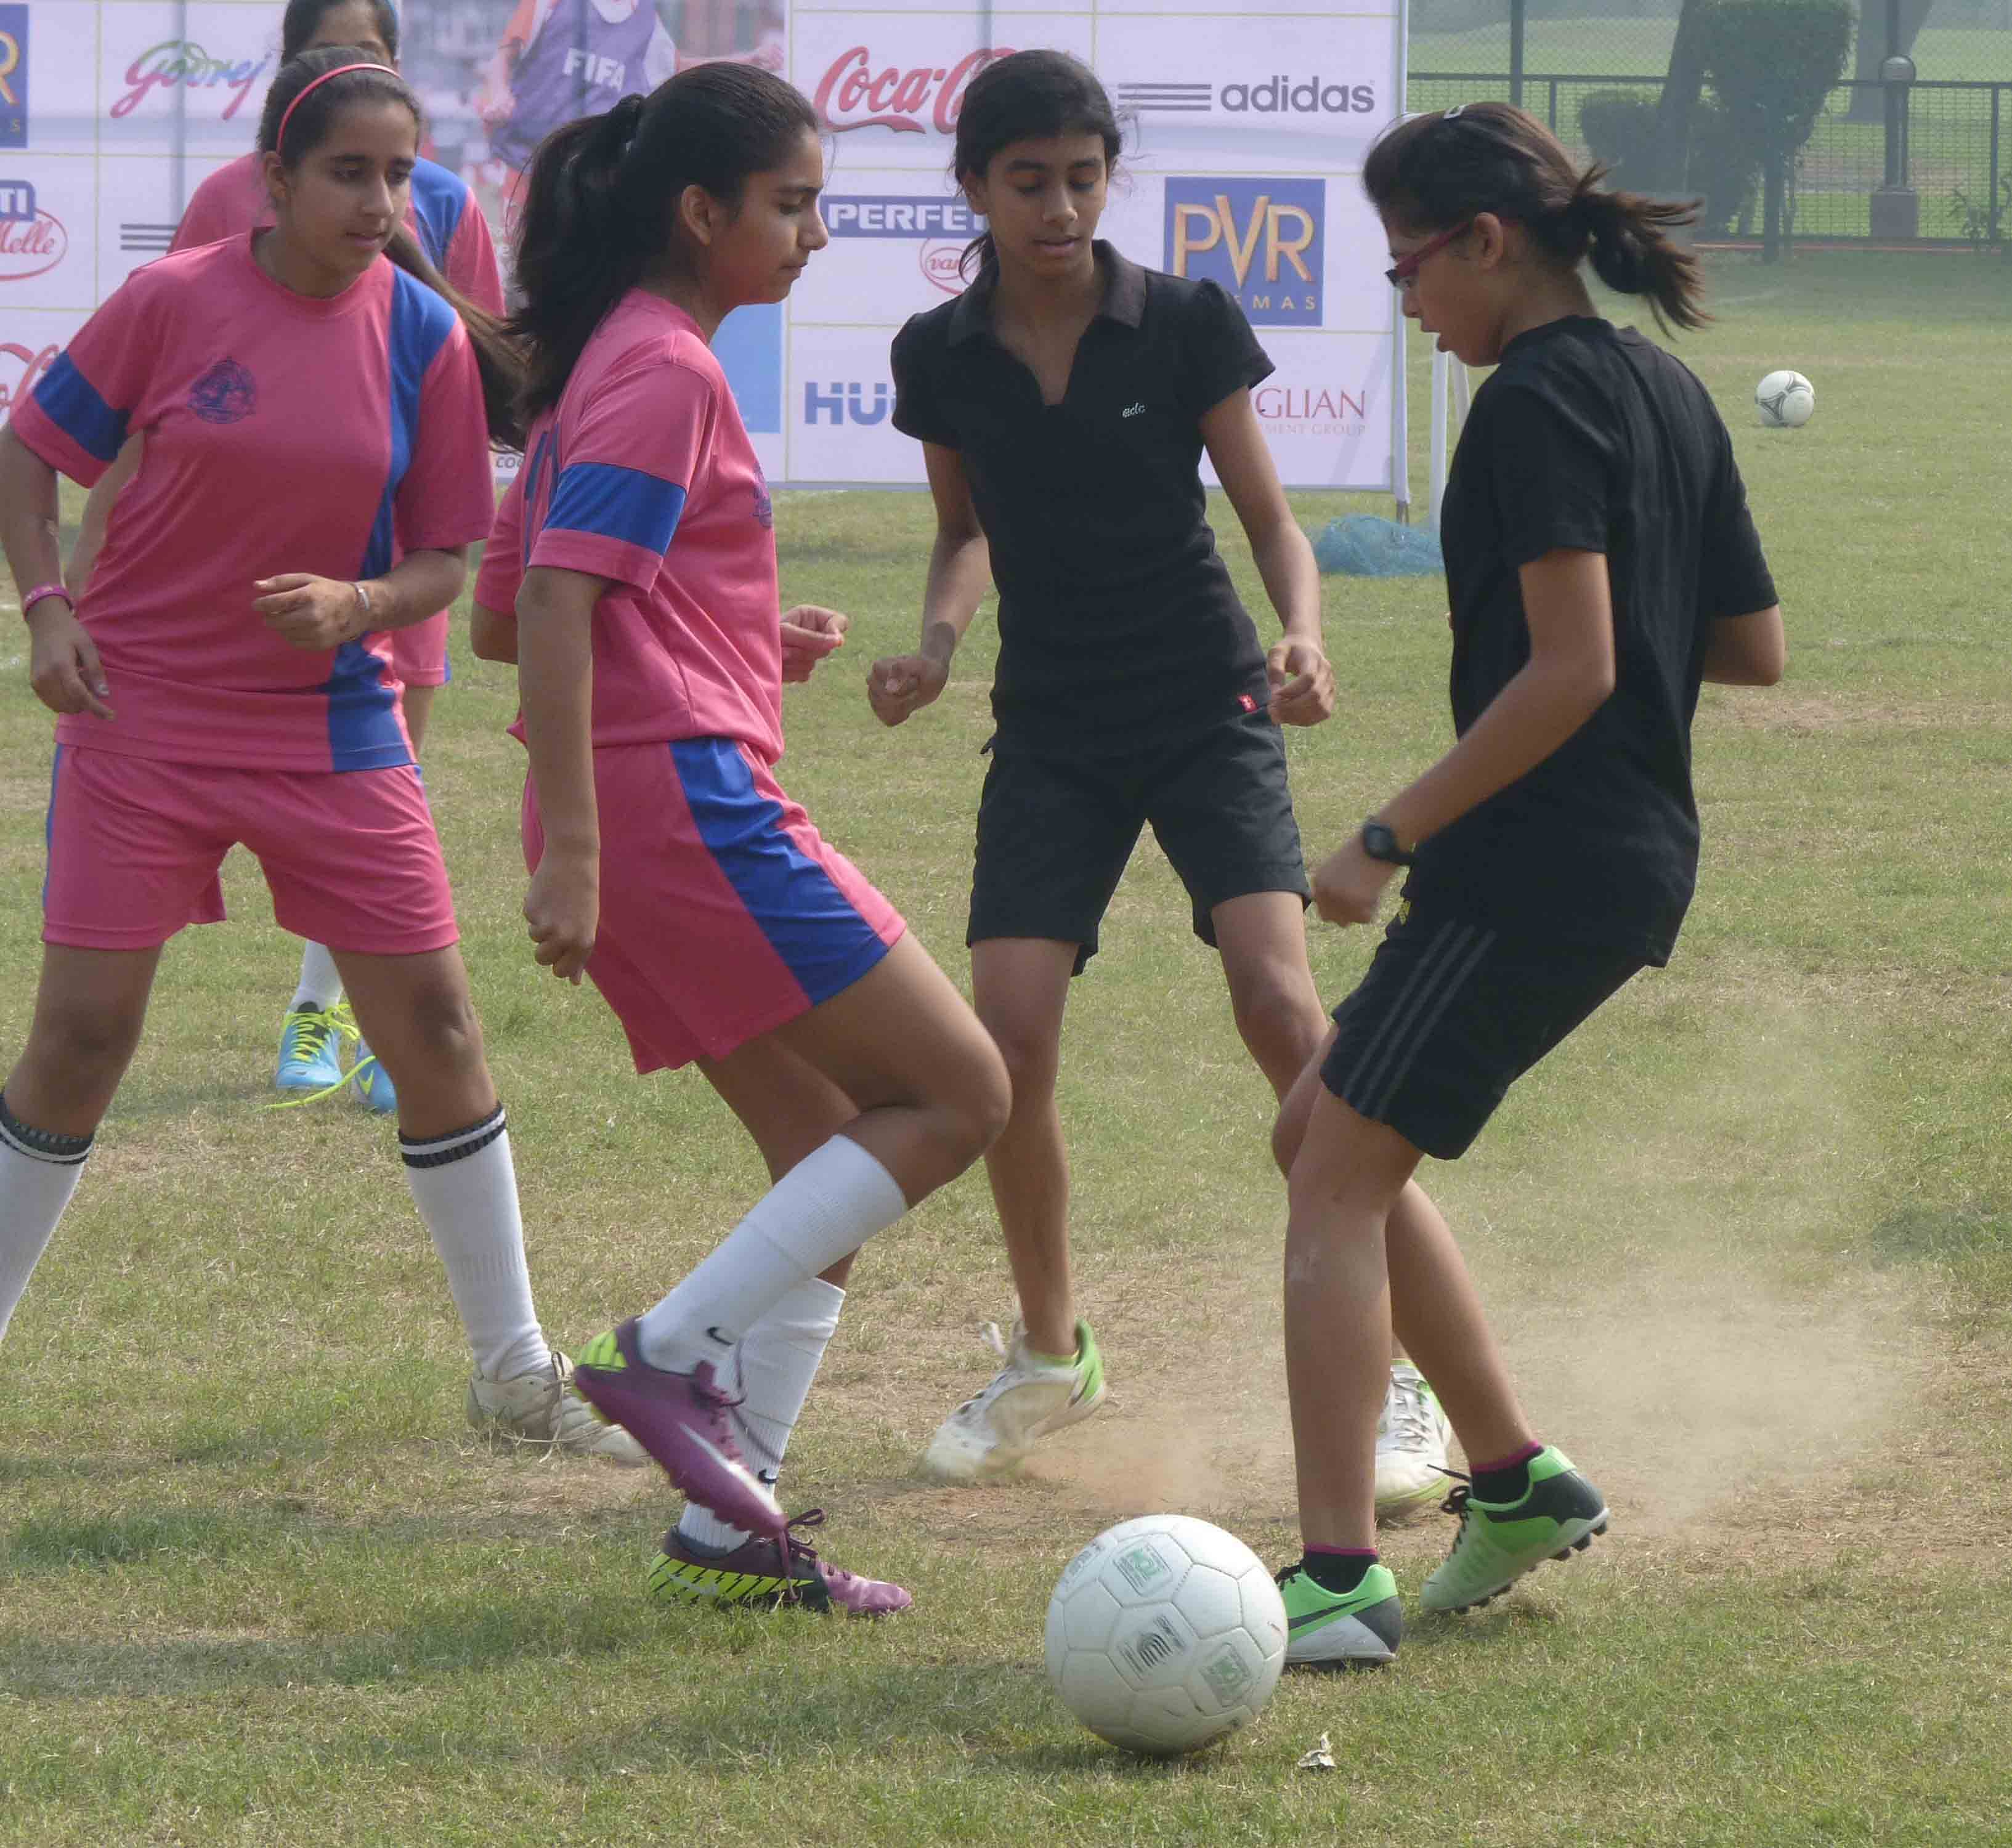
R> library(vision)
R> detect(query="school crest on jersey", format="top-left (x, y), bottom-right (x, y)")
top-left (189, 357), bottom-right (257, 424)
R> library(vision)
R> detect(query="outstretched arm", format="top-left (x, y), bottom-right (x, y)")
top-left (867, 443), bottom-right (990, 727)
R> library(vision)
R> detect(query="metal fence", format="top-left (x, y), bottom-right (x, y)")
top-left (1405, 71), bottom-right (2008, 241)
top-left (1410, 1), bottom-right (2012, 242)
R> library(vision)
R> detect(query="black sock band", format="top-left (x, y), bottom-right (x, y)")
top-left (0, 1091), bottom-right (93, 1166)
top-left (400, 1103), bottom-right (506, 1169)
top-left (1302, 1549), bottom-right (1377, 1595)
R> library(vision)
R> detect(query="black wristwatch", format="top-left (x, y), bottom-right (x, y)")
top-left (1360, 821), bottom-right (1414, 868)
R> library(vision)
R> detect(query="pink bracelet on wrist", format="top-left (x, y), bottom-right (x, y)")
top-left (18, 582), bottom-right (71, 617)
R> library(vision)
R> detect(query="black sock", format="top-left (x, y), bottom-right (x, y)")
top-left (1301, 1549), bottom-right (1376, 1596)
top-left (1470, 1447), bottom-right (1540, 1506)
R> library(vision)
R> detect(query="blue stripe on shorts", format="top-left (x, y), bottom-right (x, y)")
top-left (669, 738), bottom-right (888, 1006)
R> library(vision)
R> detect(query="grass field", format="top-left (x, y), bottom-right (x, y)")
top-left (2, 251), bottom-right (2010, 1845)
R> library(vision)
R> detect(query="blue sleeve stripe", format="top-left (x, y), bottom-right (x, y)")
top-left (407, 158), bottom-right (466, 272)
top-left (33, 354), bottom-right (129, 464)
top-left (547, 463), bottom-right (686, 554)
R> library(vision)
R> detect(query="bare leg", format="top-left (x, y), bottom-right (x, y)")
top-left (1384, 1180), bottom-right (1535, 1466)
top-left (968, 938), bottom-right (1078, 1356)
top-left (6, 944), bottom-right (161, 1137)
top-left (330, 944), bottom-right (496, 1137)
top-left (1284, 1089), bottom-right (1420, 1550)
top-left (1211, 891), bottom-right (1329, 1102)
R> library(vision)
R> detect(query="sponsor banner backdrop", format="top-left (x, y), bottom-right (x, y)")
top-left (18, 2), bottom-right (1403, 491)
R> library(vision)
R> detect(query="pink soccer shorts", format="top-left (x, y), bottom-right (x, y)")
top-left (523, 737), bottom-right (906, 1074)
top-left (43, 745), bottom-right (460, 954)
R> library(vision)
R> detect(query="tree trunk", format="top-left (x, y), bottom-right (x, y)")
top-left (1650, 0), bottom-right (1713, 194)
top-left (1846, 0), bottom-right (1936, 123)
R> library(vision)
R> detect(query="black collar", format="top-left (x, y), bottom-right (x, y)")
top-left (947, 241), bottom-right (1147, 346)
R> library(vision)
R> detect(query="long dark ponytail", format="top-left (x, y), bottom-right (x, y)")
top-left (259, 48), bottom-right (524, 445)
top-left (951, 51), bottom-right (1122, 281)
top-left (509, 63), bottom-right (819, 425)
top-left (1363, 101), bottom-right (1708, 333)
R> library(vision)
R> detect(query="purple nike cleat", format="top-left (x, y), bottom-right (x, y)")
top-left (571, 1319), bottom-right (786, 1541)
top-left (648, 1509), bottom-right (914, 1616)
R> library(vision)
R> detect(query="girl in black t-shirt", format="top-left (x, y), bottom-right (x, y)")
top-left (1272, 101), bottom-right (1785, 1667)
top-left (872, 52), bottom-right (1442, 1505)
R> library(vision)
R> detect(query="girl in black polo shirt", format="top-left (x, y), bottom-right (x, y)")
top-left (872, 50), bottom-right (1442, 1507)
top-left (1270, 100), bottom-right (1785, 1666)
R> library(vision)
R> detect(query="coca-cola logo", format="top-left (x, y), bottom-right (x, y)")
top-left (920, 240), bottom-right (966, 295)
top-left (813, 46), bottom-right (1012, 136)
top-left (112, 40), bottom-right (271, 122)
top-left (0, 182), bottom-right (65, 281)
top-left (0, 338), bottom-right (55, 416)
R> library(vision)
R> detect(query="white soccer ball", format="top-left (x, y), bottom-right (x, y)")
top-left (1044, 1514), bottom-right (1288, 1757)
top-left (1754, 369), bottom-right (1815, 428)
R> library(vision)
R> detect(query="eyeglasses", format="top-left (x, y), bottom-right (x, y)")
top-left (1384, 219), bottom-right (1474, 291)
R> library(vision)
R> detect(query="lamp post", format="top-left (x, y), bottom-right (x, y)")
top-left (1870, 50), bottom-right (1918, 238)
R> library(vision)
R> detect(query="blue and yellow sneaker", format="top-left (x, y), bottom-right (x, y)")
top-left (275, 1003), bottom-right (353, 1096)
top-left (1421, 1446), bottom-right (1608, 1613)
top-left (351, 1042), bottom-right (398, 1116)
top-left (1278, 1562), bottom-right (1403, 1668)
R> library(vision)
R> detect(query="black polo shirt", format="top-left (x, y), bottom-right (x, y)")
top-left (1408, 315), bottom-right (1778, 963)
top-left (891, 243), bottom-right (1274, 753)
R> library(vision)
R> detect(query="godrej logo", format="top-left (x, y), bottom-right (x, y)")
top-left (1164, 179), bottom-right (1323, 327)
top-left (0, 180), bottom-right (67, 283)
top-left (112, 41), bottom-right (272, 121)
top-left (804, 381), bottom-right (892, 427)
top-left (0, 4), bottom-right (27, 150)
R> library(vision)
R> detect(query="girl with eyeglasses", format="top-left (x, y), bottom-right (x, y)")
top-left (1270, 100), bottom-right (1785, 1667)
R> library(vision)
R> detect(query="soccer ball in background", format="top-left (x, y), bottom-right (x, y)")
top-left (1755, 369), bottom-right (1815, 428)
top-left (1044, 1514), bottom-right (1288, 1757)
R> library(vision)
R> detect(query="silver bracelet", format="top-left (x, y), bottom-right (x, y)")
top-left (351, 581), bottom-right (373, 636)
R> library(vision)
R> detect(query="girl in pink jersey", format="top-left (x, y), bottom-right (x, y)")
top-left (70, 1), bottom-right (509, 1119)
top-left (472, 63), bottom-right (1010, 1615)
top-left (0, 49), bottom-right (638, 1465)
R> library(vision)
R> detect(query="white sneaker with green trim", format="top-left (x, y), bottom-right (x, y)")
top-left (466, 1351), bottom-right (648, 1465)
top-left (922, 1318), bottom-right (1108, 1481)
top-left (1376, 1362), bottom-right (1454, 1522)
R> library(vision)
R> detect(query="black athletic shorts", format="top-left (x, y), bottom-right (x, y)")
top-left (1320, 899), bottom-right (1645, 1160)
top-left (968, 711), bottom-right (1310, 975)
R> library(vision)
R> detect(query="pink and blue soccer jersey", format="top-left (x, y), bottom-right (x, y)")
top-left (173, 152), bottom-right (506, 312)
top-left (477, 288), bottom-right (786, 761)
top-left (481, 288), bottom-right (904, 1070)
top-left (10, 235), bottom-right (497, 771)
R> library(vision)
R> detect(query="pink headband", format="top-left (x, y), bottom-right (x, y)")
top-left (277, 61), bottom-right (399, 150)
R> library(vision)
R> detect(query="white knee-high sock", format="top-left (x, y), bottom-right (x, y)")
top-left (400, 1105), bottom-right (550, 1382)
top-left (0, 1097), bottom-right (91, 1342)
top-left (678, 1275), bottom-right (845, 1553)
top-left (636, 1136), bottom-right (904, 1371)
top-left (291, 941), bottom-right (344, 1013)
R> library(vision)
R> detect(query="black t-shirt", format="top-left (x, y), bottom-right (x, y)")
top-left (1410, 316), bottom-right (1777, 963)
top-left (891, 243), bottom-right (1274, 752)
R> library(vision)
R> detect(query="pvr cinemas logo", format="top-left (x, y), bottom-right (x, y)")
top-left (0, 4), bottom-right (26, 148)
top-left (1164, 179), bottom-right (1323, 327)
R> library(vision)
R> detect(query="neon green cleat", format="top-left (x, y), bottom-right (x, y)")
top-left (1420, 1446), bottom-right (1608, 1613)
top-left (1278, 1562), bottom-right (1403, 1667)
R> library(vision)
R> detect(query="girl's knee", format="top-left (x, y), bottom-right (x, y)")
top-left (947, 1034), bottom-right (1013, 1162)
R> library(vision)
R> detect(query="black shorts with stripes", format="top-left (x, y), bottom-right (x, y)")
top-left (1321, 901), bottom-right (1645, 1161)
